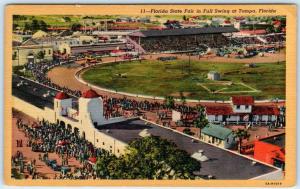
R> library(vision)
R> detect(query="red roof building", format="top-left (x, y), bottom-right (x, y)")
top-left (252, 106), bottom-right (280, 115)
top-left (231, 96), bottom-right (254, 105)
top-left (254, 140), bottom-right (285, 170)
top-left (238, 29), bottom-right (267, 35)
top-left (55, 92), bottom-right (70, 100)
top-left (205, 105), bottom-right (233, 115)
top-left (82, 89), bottom-right (100, 98)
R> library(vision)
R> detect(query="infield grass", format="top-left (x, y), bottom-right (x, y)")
top-left (82, 60), bottom-right (285, 100)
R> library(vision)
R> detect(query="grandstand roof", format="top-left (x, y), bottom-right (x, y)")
top-left (129, 27), bottom-right (238, 37)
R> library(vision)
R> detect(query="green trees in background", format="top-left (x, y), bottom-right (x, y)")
top-left (22, 19), bottom-right (48, 32)
top-left (71, 23), bottom-right (82, 31)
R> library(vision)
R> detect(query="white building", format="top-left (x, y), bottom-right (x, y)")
top-left (207, 71), bottom-right (221, 80)
top-left (200, 123), bottom-right (235, 149)
top-left (206, 96), bottom-right (279, 124)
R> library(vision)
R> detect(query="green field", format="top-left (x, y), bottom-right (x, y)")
top-left (82, 60), bottom-right (285, 100)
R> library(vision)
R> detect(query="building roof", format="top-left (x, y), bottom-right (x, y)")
top-left (239, 29), bottom-right (267, 35)
top-left (12, 75), bottom-right (54, 109)
top-left (12, 40), bottom-right (22, 47)
top-left (260, 134), bottom-right (285, 149)
top-left (81, 89), bottom-right (100, 98)
top-left (205, 105), bottom-right (233, 115)
top-left (232, 96), bottom-right (254, 105)
top-left (208, 71), bottom-right (220, 75)
top-left (254, 140), bottom-right (285, 161)
top-left (21, 39), bottom-right (40, 46)
top-left (96, 119), bottom-right (278, 179)
top-left (201, 124), bottom-right (233, 140)
top-left (32, 30), bottom-right (48, 39)
top-left (129, 26), bottom-right (238, 37)
top-left (55, 91), bottom-right (70, 100)
top-left (252, 105), bottom-right (280, 115)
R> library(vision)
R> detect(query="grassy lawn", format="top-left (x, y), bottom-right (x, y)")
top-left (82, 60), bottom-right (285, 100)
top-left (13, 15), bottom-right (161, 28)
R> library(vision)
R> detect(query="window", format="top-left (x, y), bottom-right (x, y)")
top-left (48, 49), bottom-right (51, 55)
top-left (236, 105), bottom-right (240, 109)
top-left (102, 142), bottom-right (105, 145)
top-left (110, 146), bottom-right (112, 148)
top-left (96, 139), bottom-right (99, 142)
top-left (117, 149), bottom-right (119, 153)
top-left (245, 105), bottom-right (249, 109)
top-left (215, 115), bottom-right (218, 121)
top-left (226, 138), bottom-right (229, 143)
top-left (110, 150), bottom-right (112, 153)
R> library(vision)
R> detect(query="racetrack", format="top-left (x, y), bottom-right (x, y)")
top-left (47, 53), bottom-right (286, 106)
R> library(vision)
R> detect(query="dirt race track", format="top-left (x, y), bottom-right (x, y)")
top-left (144, 50), bottom-right (286, 63)
top-left (47, 52), bottom-right (285, 107)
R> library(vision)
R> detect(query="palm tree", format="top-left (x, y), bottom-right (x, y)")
top-left (194, 106), bottom-right (208, 138)
top-left (179, 91), bottom-right (186, 106)
top-left (164, 96), bottom-right (175, 110)
top-left (234, 128), bottom-right (250, 153)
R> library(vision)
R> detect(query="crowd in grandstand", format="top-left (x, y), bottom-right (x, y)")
top-left (230, 37), bottom-right (264, 46)
top-left (136, 34), bottom-right (228, 53)
top-left (260, 34), bottom-right (286, 44)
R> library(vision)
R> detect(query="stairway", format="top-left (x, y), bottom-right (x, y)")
top-left (126, 36), bottom-right (146, 54)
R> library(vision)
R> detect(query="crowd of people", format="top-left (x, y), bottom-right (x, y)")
top-left (135, 34), bottom-right (228, 53)
top-left (15, 118), bottom-right (114, 179)
top-left (11, 151), bottom-right (40, 179)
top-left (25, 59), bottom-right (82, 97)
top-left (260, 34), bottom-right (286, 44)
top-left (230, 36), bottom-right (264, 46)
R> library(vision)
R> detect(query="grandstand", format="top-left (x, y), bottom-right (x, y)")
top-left (128, 27), bottom-right (238, 53)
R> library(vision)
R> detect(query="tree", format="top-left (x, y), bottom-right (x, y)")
top-left (183, 128), bottom-right (194, 136)
top-left (24, 22), bottom-right (31, 31)
top-left (266, 25), bottom-right (274, 33)
top-left (30, 19), bottom-right (39, 32)
top-left (71, 23), bottom-right (82, 31)
top-left (123, 136), bottom-right (201, 179)
top-left (13, 23), bottom-right (19, 30)
top-left (194, 106), bottom-right (209, 137)
top-left (234, 128), bottom-right (250, 153)
top-left (164, 96), bottom-right (175, 110)
top-left (63, 16), bottom-right (71, 22)
top-left (36, 51), bottom-right (45, 62)
top-left (95, 153), bottom-right (117, 179)
top-left (38, 20), bottom-right (48, 31)
top-left (179, 91), bottom-right (186, 106)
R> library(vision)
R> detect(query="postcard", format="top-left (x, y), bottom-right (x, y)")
top-left (4, 4), bottom-right (296, 187)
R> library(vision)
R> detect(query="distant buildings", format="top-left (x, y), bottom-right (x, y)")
top-left (12, 39), bottom-right (53, 66)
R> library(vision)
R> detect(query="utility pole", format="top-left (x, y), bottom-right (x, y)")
top-left (188, 53), bottom-right (191, 76)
